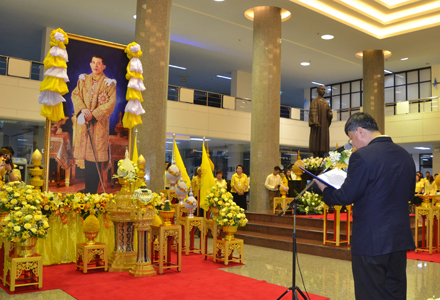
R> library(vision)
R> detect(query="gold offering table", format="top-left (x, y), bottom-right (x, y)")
top-left (178, 216), bottom-right (204, 255)
top-left (3, 253), bottom-right (43, 292)
top-left (76, 242), bottom-right (108, 273)
top-left (323, 204), bottom-right (352, 247)
top-left (273, 197), bottom-right (293, 215)
top-left (213, 238), bottom-right (244, 266)
top-left (151, 224), bottom-right (182, 274)
top-left (415, 195), bottom-right (440, 254)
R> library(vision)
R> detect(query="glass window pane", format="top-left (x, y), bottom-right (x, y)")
top-left (351, 81), bottom-right (360, 92)
top-left (409, 102), bottom-right (419, 113)
top-left (311, 88), bottom-right (317, 99)
top-left (420, 68), bottom-right (431, 82)
top-left (341, 94), bottom-right (350, 108)
top-left (385, 106), bottom-right (395, 116)
top-left (395, 73), bottom-right (406, 85)
top-left (352, 93), bottom-right (361, 107)
top-left (324, 98), bottom-right (331, 106)
top-left (332, 110), bottom-right (340, 121)
top-left (325, 86), bottom-right (332, 97)
top-left (342, 83), bottom-right (350, 94)
top-left (407, 71), bottom-right (418, 84)
top-left (385, 87), bottom-right (394, 103)
top-left (341, 111), bottom-right (350, 121)
top-left (420, 82), bottom-right (431, 98)
top-left (407, 84), bottom-right (418, 100)
top-left (332, 85), bottom-right (340, 95)
top-left (384, 74), bottom-right (394, 87)
top-left (332, 96), bottom-right (340, 110)
top-left (395, 86), bottom-right (406, 102)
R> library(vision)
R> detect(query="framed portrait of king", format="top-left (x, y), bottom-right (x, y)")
top-left (44, 34), bottom-right (132, 193)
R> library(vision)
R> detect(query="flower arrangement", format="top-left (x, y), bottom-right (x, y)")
top-left (298, 191), bottom-right (324, 215)
top-left (112, 157), bottom-right (139, 183)
top-left (216, 202), bottom-right (248, 227)
top-left (2, 205), bottom-right (50, 242)
top-left (325, 150), bottom-right (352, 171)
top-left (0, 182), bottom-right (42, 213)
top-left (205, 185), bottom-right (232, 208)
top-left (133, 184), bottom-right (154, 205)
top-left (302, 157), bottom-right (331, 172)
top-left (151, 192), bottom-right (166, 210)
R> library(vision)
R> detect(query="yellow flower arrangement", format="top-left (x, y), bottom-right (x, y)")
top-left (216, 202), bottom-right (248, 227)
top-left (2, 205), bottom-right (50, 242)
top-left (151, 192), bottom-right (166, 210)
top-left (0, 182), bottom-right (42, 213)
top-left (205, 185), bottom-right (232, 209)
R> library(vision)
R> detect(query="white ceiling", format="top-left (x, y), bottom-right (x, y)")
top-left (1, 0), bottom-right (440, 108)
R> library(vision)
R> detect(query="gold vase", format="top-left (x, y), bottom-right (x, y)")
top-left (84, 231), bottom-right (99, 245)
top-left (222, 226), bottom-right (238, 241)
top-left (0, 212), bottom-right (8, 222)
top-left (159, 209), bottom-right (175, 226)
top-left (15, 237), bottom-right (38, 257)
top-left (211, 207), bottom-right (219, 216)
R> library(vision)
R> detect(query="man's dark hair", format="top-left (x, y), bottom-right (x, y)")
top-left (92, 55), bottom-right (106, 65)
top-left (274, 166), bottom-right (281, 171)
top-left (1, 146), bottom-right (14, 156)
top-left (344, 112), bottom-right (379, 135)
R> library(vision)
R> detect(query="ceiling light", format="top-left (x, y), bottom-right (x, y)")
top-left (321, 34), bottom-right (334, 40)
top-left (133, 15), bottom-right (137, 19)
top-left (414, 147), bottom-right (430, 150)
top-left (401, 57), bottom-right (409, 60)
top-left (214, 0), bottom-right (225, 1)
top-left (384, 69), bottom-right (393, 74)
top-left (355, 50), bottom-right (392, 59)
top-left (216, 75), bottom-right (231, 80)
top-left (311, 81), bottom-right (325, 86)
top-left (245, 7), bottom-right (291, 22)
top-left (300, 62), bottom-right (310, 66)
top-left (169, 65), bottom-right (186, 70)
top-left (190, 138), bottom-right (211, 141)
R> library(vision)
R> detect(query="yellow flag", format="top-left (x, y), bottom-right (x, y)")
top-left (132, 135), bottom-right (138, 164)
top-left (200, 142), bottom-right (215, 211)
top-left (173, 140), bottom-right (190, 188)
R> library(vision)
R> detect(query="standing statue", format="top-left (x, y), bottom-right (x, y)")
top-left (309, 85), bottom-right (332, 157)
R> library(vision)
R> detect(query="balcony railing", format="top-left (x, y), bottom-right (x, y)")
top-left (1, 54), bottom-right (438, 121)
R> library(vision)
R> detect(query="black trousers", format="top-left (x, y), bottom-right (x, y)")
top-left (85, 160), bottom-right (101, 194)
top-left (233, 193), bottom-right (247, 211)
top-left (352, 251), bottom-right (407, 300)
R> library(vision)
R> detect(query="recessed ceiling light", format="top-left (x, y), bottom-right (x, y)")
top-left (216, 75), bottom-right (231, 80)
top-left (301, 62), bottom-right (310, 66)
top-left (169, 65), bottom-right (186, 70)
top-left (133, 15), bottom-right (137, 19)
top-left (214, 0), bottom-right (225, 2)
top-left (401, 57), bottom-right (409, 60)
top-left (414, 147), bottom-right (430, 150)
top-left (321, 34), bottom-right (334, 40)
top-left (384, 69), bottom-right (393, 74)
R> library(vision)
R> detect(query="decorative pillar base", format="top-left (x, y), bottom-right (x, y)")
top-left (108, 251), bottom-right (137, 272)
top-left (129, 262), bottom-right (157, 277)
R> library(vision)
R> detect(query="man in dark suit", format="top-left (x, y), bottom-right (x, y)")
top-left (314, 113), bottom-right (415, 300)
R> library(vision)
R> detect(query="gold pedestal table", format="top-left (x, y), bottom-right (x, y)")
top-left (415, 195), bottom-right (440, 254)
top-left (178, 216), bottom-right (204, 255)
top-left (76, 242), bottom-right (108, 273)
top-left (323, 204), bottom-right (352, 246)
top-left (3, 254), bottom-right (43, 292)
top-left (151, 224), bottom-right (182, 274)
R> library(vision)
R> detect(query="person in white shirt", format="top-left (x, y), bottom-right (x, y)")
top-left (265, 166), bottom-right (282, 209)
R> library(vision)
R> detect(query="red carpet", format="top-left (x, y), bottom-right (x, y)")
top-left (1, 254), bottom-right (329, 300)
top-left (407, 250), bottom-right (440, 263)
top-left (297, 212), bottom-right (353, 221)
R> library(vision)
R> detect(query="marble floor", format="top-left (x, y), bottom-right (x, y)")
top-left (1, 242), bottom-right (439, 299)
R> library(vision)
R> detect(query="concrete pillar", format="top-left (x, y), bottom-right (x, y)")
top-left (135, 0), bottom-right (172, 191)
top-left (249, 6), bottom-right (284, 212)
top-left (362, 50), bottom-right (385, 133)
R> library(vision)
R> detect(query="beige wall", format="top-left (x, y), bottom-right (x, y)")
top-left (0, 76), bottom-right (44, 121)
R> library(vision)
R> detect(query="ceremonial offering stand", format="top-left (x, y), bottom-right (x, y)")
top-left (3, 253), bottom-right (43, 292)
top-left (106, 191), bottom-right (137, 272)
top-left (323, 204), bottom-right (352, 246)
top-left (129, 201), bottom-right (156, 277)
top-left (273, 197), bottom-right (294, 215)
top-left (151, 224), bottom-right (181, 274)
top-left (213, 238), bottom-right (244, 266)
top-left (415, 195), bottom-right (440, 254)
top-left (203, 217), bottom-right (219, 260)
top-left (76, 243), bottom-right (108, 273)
top-left (178, 216), bottom-right (204, 255)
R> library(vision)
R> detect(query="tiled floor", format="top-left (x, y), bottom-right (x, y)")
top-left (1, 241), bottom-right (439, 299)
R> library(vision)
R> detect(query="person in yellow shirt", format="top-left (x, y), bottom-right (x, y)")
top-left (231, 165), bottom-right (248, 210)
top-left (191, 167), bottom-right (202, 199)
top-left (215, 170), bottom-right (227, 189)
top-left (0, 148), bottom-right (21, 186)
top-left (424, 174), bottom-right (437, 195)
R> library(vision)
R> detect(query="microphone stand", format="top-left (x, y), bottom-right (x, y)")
top-left (277, 167), bottom-right (327, 300)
